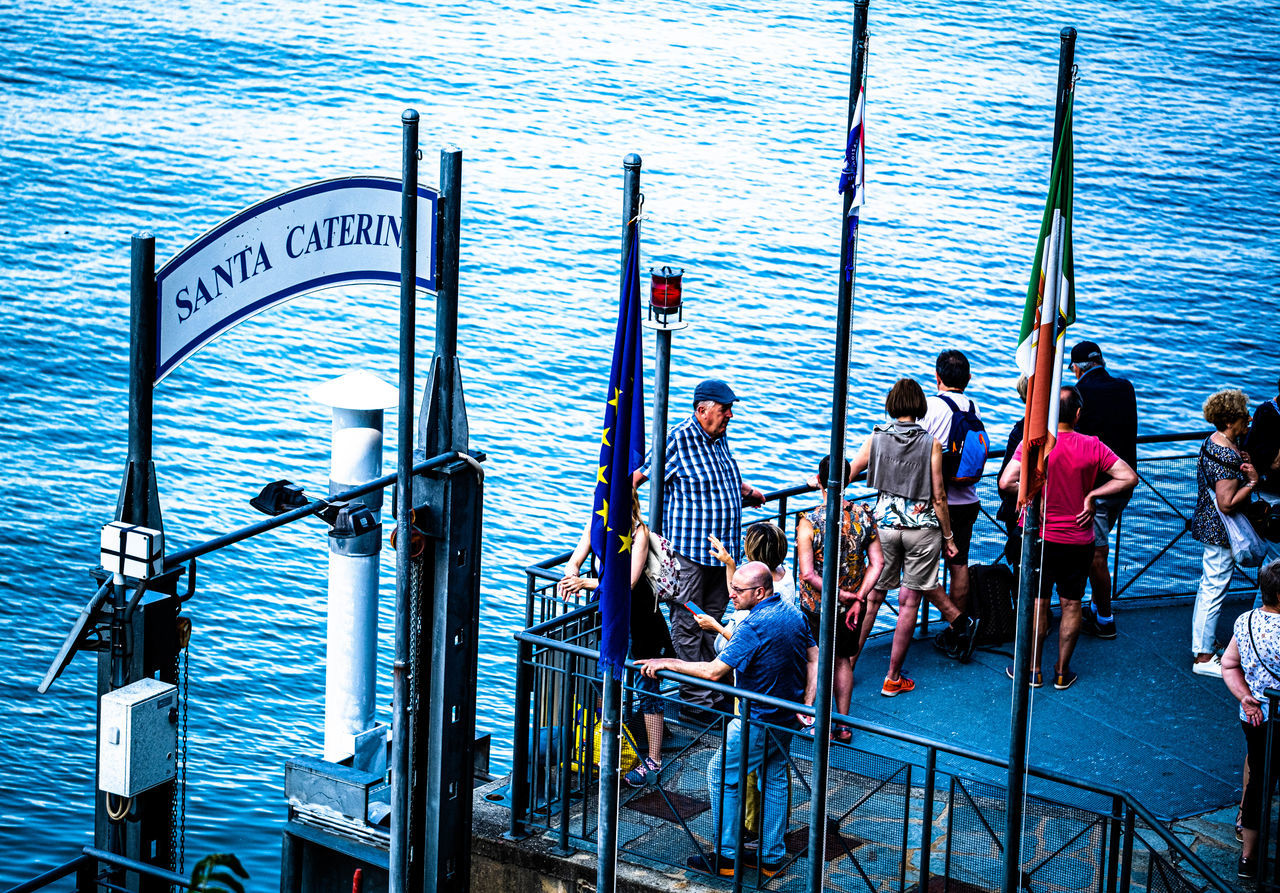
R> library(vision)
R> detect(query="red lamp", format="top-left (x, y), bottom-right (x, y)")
top-left (648, 266), bottom-right (686, 327)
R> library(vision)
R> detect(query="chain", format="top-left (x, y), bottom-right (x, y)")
top-left (169, 616), bottom-right (192, 878)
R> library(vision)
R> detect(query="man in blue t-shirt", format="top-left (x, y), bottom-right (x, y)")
top-left (639, 563), bottom-right (817, 877)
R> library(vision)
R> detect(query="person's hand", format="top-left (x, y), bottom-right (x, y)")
top-left (1243, 694), bottom-right (1265, 727)
top-left (557, 570), bottom-right (584, 597)
top-left (944, 538), bottom-right (960, 559)
top-left (1242, 461), bottom-right (1260, 485)
top-left (742, 485), bottom-right (766, 508)
top-left (1075, 495), bottom-right (1097, 529)
top-left (637, 659), bottom-right (667, 679)
top-left (693, 613), bottom-right (718, 632)
top-left (797, 712), bottom-right (815, 728)
top-left (707, 534), bottom-right (731, 567)
top-left (838, 589), bottom-right (863, 607)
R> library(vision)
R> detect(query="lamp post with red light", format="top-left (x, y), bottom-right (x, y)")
top-left (643, 265), bottom-right (687, 534)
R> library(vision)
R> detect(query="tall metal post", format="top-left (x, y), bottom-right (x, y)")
top-left (1002, 28), bottom-right (1075, 893)
top-left (597, 152), bottom-right (642, 893)
top-left (126, 233), bottom-right (157, 527)
top-left (389, 108), bottom-right (419, 893)
top-left (807, 6), bottom-right (868, 893)
top-left (647, 325), bottom-right (672, 534)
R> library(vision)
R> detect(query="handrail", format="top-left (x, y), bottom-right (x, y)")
top-left (513, 609), bottom-right (1233, 893)
top-left (2, 846), bottom-right (193, 893)
top-left (166, 449), bottom-right (477, 568)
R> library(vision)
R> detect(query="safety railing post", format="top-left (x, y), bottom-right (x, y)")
top-left (1118, 807), bottom-right (1134, 893)
top-left (920, 749), bottom-right (936, 893)
top-left (553, 650), bottom-right (576, 856)
top-left (1105, 794), bottom-right (1123, 893)
top-left (1261, 691), bottom-right (1279, 885)
top-left (732, 705), bottom-right (751, 893)
top-left (776, 494), bottom-right (789, 530)
top-left (508, 638), bottom-right (533, 839)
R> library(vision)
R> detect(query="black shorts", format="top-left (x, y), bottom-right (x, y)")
top-left (804, 605), bottom-right (860, 659)
top-left (1037, 541), bottom-right (1093, 601)
top-left (947, 502), bottom-right (981, 566)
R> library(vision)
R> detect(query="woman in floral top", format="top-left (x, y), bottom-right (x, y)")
top-left (1190, 389), bottom-right (1260, 677)
top-left (795, 455), bottom-right (883, 740)
top-left (1220, 560), bottom-right (1280, 878)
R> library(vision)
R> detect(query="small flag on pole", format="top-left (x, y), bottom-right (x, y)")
top-left (839, 87), bottom-right (865, 280)
top-left (592, 232), bottom-right (647, 674)
top-left (1016, 93), bottom-right (1076, 508)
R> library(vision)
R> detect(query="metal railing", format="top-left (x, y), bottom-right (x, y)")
top-left (507, 603), bottom-right (1231, 893)
top-left (507, 429), bottom-right (1249, 892)
top-left (2, 847), bottom-right (192, 893)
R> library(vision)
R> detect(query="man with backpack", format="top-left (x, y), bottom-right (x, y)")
top-left (1070, 341), bottom-right (1138, 640)
top-left (923, 351), bottom-right (989, 639)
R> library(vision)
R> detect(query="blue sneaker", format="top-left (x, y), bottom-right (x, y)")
top-left (624, 756), bottom-right (661, 787)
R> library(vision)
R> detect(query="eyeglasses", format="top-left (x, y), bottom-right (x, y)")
top-left (730, 584), bottom-right (763, 594)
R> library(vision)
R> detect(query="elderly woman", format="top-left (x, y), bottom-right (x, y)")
top-left (1221, 560), bottom-right (1280, 878)
top-left (1190, 389), bottom-right (1261, 676)
top-left (846, 378), bottom-right (975, 697)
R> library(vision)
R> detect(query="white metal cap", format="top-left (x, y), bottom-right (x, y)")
top-left (310, 370), bottom-right (398, 410)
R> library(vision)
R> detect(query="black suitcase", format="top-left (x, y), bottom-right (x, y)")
top-left (967, 563), bottom-right (1016, 646)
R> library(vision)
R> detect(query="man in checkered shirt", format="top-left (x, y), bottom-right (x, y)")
top-left (634, 379), bottom-right (765, 717)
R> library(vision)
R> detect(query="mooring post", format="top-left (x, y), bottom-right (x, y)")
top-left (807, 5), bottom-right (868, 892)
top-left (1002, 29), bottom-right (1076, 893)
top-left (389, 107), bottom-right (419, 893)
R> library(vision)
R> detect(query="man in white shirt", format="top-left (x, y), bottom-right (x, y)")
top-left (922, 351), bottom-right (982, 627)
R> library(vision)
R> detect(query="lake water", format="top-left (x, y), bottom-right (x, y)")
top-left (2, 0), bottom-right (1278, 886)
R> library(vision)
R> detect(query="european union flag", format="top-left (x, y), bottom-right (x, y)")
top-left (592, 234), bottom-right (646, 674)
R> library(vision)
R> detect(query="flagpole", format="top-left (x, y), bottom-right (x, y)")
top-left (596, 153), bottom-right (642, 893)
top-left (1002, 27), bottom-right (1075, 893)
top-left (808, 5), bottom-right (868, 893)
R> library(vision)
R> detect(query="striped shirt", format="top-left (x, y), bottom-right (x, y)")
top-left (640, 414), bottom-right (743, 565)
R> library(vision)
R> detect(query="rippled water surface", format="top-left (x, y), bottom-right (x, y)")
top-left (2, 0), bottom-right (1279, 885)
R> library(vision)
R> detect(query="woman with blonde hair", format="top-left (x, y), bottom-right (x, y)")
top-left (1189, 388), bottom-right (1261, 676)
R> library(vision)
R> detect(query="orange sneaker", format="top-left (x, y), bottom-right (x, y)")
top-left (881, 674), bottom-right (915, 697)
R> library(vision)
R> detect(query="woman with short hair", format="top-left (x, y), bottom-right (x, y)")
top-left (1190, 389), bottom-right (1260, 676)
top-left (1220, 559), bottom-right (1280, 878)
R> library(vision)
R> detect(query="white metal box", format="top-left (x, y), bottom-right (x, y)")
top-left (98, 677), bottom-right (178, 797)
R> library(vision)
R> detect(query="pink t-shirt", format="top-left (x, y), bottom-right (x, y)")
top-left (1013, 430), bottom-right (1120, 545)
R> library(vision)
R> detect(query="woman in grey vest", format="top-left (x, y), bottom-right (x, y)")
top-left (847, 378), bottom-right (976, 696)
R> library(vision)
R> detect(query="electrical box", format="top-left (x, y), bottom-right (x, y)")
top-left (99, 677), bottom-right (178, 797)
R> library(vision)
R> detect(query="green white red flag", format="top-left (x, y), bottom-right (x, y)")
top-left (1016, 93), bottom-right (1076, 508)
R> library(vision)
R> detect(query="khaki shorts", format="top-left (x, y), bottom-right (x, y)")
top-left (875, 526), bottom-right (942, 591)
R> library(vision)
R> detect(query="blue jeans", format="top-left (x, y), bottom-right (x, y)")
top-left (707, 717), bottom-right (789, 864)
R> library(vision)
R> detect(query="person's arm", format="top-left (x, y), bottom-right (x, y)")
top-left (795, 516), bottom-right (821, 593)
top-left (852, 533), bottom-right (884, 604)
top-left (629, 522), bottom-right (650, 588)
top-left (1076, 458), bottom-right (1138, 527)
top-left (1222, 637), bottom-right (1264, 726)
top-left (930, 441), bottom-right (959, 558)
top-left (741, 480), bottom-right (765, 507)
top-left (693, 611), bottom-right (731, 640)
top-left (634, 434), bottom-right (681, 489)
top-left (708, 534), bottom-right (737, 590)
top-left (998, 454), bottom-right (1022, 496)
top-left (1216, 462), bottom-right (1260, 514)
top-left (802, 645), bottom-right (819, 708)
top-left (637, 656), bottom-right (731, 682)
top-left (558, 521), bottom-right (595, 596)
top-left (847, 437), bottom-right (872, 481)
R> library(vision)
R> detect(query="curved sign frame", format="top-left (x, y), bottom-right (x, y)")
top-left (154, 176), bottom-right (438, 383)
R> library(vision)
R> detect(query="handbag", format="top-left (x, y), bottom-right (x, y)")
top-left (1201, 443), bottom-right (1278, 542)
top-left (1217, 501), bottom-right (1269, 568)
top-left (644, 530), bottom-right (680, 603)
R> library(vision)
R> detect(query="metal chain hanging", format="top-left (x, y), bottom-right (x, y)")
top-left (170, 615), bottom-right (192, 875)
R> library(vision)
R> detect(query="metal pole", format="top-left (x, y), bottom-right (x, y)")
top-left (127, 233), bottom-right (156, 527)
top-left (808, 6), bottom-right (868, 893)
top-left (648, 326), bottom-right (672, 534)
top-left (920, 748), bottom-right (937, 892)
top-left (1002, 29), bottom-right (1075, 893)
top-left (597, 151), bottom-right (642, 893)
top-left (389, 107), bottom-right (419, 893)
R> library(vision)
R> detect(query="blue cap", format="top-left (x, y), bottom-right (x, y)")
top-left (694, 379), bottom-right (738, 405)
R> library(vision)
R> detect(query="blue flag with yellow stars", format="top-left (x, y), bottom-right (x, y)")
top-left (591, 233), bottom-right (646, 674)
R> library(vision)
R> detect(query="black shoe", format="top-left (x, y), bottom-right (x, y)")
top-left (958, 616), bottom-right (982, 663)
top-left (1238, 855), bottom-right (1258, 879)
top-left (1081, 608), bottom-right (1117, 640)
top-left (686, 853), bottom-right (733, 877)
top-left (933, 626), bottom-right (961, 658)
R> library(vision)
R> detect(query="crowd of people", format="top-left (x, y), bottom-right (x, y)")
top-left (556, 351), bottom-right (1280, 878)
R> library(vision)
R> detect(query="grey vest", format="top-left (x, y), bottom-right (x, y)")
top-left (867, 422), bottom-right (934, 503)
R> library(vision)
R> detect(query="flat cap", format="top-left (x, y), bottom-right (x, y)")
top-left (693, 379), bottom-right (738, 405)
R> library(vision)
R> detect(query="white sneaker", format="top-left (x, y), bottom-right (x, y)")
top-left (1192, 654), bottom-right (1223, 677)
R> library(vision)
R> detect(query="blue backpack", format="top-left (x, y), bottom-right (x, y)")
top-left (938, 395), bottom-right (990, 487)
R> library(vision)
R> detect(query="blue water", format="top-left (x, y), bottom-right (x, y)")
top-left (2, 0), bottom-right (1279, 885)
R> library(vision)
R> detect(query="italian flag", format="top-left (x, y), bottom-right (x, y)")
top-left (1016, 93), bottom-right (1076, 507)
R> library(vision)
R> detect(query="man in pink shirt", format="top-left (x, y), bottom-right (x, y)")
top-left (998, 386), bottom-right (1138, 689)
